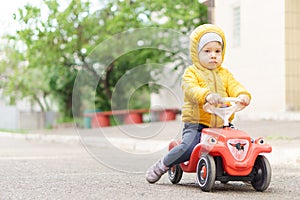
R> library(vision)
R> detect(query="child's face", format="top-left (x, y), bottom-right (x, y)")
top-left (198, 41), bottom-right (223, 70)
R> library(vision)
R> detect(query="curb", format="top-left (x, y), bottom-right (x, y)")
top-left (1, 131), bottom-right (299, 166)
top-left (0, 131), bottom-right (80, 144)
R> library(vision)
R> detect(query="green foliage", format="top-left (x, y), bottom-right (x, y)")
top-left (0, 0), bottom-right (208, 119)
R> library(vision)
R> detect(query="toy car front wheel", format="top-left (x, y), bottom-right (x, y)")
top-left (251, 155), bottom-right (272, 191)
top-left (168, 164), bottom-right (183, 184)
top-left (196, 155), bottom-right (216, 192)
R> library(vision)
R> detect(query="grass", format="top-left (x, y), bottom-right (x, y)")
top-left (266, 135), bottom-right (291, 140)
top-left (0, 128), bottom-right (28, 134)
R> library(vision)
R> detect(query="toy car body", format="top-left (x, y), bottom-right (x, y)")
top-left (168, 98), bottom-right (272, 192)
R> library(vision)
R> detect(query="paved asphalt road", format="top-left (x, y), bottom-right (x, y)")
top-left (0, 120), bottom-right (299, 199)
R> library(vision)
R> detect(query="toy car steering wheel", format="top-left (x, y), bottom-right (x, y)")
top-left (203, 97), bottom-right (245, 126)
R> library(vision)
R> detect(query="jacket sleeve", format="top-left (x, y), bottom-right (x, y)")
top-left (182, 67), bottom-right (210, 104)
top-left (225, 69), bottom-right (251, 99)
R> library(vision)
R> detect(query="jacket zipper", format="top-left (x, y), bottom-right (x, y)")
top-left (211, 70), bottom-right (218, 127)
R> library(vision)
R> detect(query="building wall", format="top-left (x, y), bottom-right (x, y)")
top-left (285, 0), bottom-right (300, 111)
top-left (214, 0), bottom-right (286, 117)
top-left (150, 64), bottom-right (183, 111)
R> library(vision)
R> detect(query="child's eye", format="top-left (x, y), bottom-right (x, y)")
top-left (215, 50), bottom-right (221, 53)
top-left (204, 50), bottom-right (210, 53)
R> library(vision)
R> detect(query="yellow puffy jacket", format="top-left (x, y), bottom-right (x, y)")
top-left (181, 24), bottom-right (251, 127)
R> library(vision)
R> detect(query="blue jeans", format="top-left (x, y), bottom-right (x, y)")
top-left (163, 123), bottom-right (208, 167)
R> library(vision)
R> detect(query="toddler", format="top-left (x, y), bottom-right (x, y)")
top-left (146, 24), bottom-right (251, 183)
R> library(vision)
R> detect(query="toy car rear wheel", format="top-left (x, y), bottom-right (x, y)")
top-left (196, 155), bottom-right (216, 192)
top-left (168, 164), bottom-right (183, 184)
top-left (251, 155), bottom-right (272, 191)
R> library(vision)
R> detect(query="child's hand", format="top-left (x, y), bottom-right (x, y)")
top-left (238, 94), bottom-right (250, 106)
top-left (206, 93), bottom-right (221, 105)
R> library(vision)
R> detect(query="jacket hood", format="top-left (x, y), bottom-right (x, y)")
top-left (190, 24), bottom-right (226, 69)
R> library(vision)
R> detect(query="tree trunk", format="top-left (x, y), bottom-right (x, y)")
top-left (102, 61), bottom-right (114, 100)
top-left (34, 95), bottom-right (45, 112)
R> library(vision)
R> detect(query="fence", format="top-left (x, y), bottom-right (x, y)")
top-left (0, 106), bottom-right (57, 130)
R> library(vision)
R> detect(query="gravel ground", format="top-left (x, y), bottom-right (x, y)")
top-left (0, 120), bottom-right (299, 199)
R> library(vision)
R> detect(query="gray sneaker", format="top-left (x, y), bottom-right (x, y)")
top-left (146, 159), bottom-right (169, 184)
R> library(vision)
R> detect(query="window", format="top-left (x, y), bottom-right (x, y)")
top-left (233, 6), bottom-right (241, 47)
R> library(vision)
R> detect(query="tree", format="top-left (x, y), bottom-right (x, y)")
top-left (0, 0), bottom-right (208, 120)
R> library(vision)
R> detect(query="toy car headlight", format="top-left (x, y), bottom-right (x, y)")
top-left (201, 134), bottom-right (217, 145)
top-left (255, 137), bottom-right (265, 145)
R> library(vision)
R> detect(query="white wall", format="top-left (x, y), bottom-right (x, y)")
top-left (0, 106), bottom-right (19, 130)
top-left (214, 0), bottom-right (286, 117)
top-left (150, 64), bottom-right (183, 110)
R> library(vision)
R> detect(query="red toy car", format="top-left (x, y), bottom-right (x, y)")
top-left (168, 97), bottom-right (272, 192)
